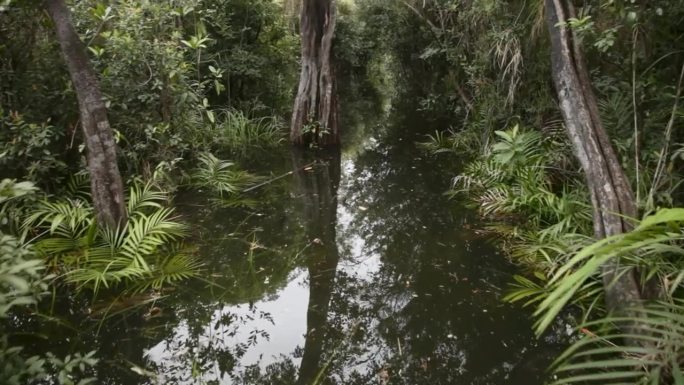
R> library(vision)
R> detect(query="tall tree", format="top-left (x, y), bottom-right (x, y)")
top-left (545, 0), bottom-right (654, 320)
top-left (45, 0), bottom-right (127, 228)
top-left (290, 0), bottom-right (339, 147)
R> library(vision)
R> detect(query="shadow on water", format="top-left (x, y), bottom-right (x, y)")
top-left (9, 92), bottom-right (566, 384)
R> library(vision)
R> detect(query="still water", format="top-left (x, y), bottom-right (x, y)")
top-left (16, 100), bottom-right (565, 384)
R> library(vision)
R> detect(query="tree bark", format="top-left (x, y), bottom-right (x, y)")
top-left (45, 0), bottom-right (127, 228)
top-left (290, 0), bottom-right (339, 147)
top-left (545, 0), bottom-right (650, 316)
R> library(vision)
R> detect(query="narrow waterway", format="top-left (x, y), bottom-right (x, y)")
top-left (15, 96), bottom-right (565, 384)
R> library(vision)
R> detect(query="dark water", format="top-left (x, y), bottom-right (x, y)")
top-left (13, 98), bottom-right (565, 384)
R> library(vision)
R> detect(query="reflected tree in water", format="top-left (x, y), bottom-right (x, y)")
top-left (291, 148), bottom-right (342, 385)
top-left (8, 99), bottom-right (568, 385)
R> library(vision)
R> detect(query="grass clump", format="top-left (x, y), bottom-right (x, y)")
top-left (215, 109), bottom-right (284, 157)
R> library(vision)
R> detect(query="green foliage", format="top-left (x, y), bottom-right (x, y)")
top-left (199, 0), bottom-right (299, 111)
top-left (191, 153), bottom-right (261, 206)
top-left (0, 179), bottom-right (36, 204)
top-left (334, 1), bottom-right (382, 78)
top-left (0, 109), bottom-right (68, 183)
top-left (23, 181), bottom-right (200, 296)
top-left (503, 208), bottom-right (684, 383)
top-left (1, 0), bottom-right (683, 383)
top-left (550, 301), bottom-right (684, 385)
top-left (449, 124), bottom-right (599, 322)
top-left (72, 0), bottom-right (207, 169)
top-left (418, 128), bottom-right (484, 156)
top-left (491, 124), bottom-right (542, 167)
top-left (2, 0), bottom-right (297, 177)
top-left (449, 124), bottom-right (589, 236)
top-left (407, 3), bottom-right (684, 382)
top-left (418, 130), bottom-right (459, 154)
top-left (0, 235), bottom-right (98, 385)
top-left (0, 234), bottom-right (46, 317)
top-left (43, 351), bottom-right (99, 385)
top-left (419, 0), bottom-right (684, 377)
top-left (0, 180), bottom-right (44, 316)
top-left (0, 338), bottom-right (47, 385)
top-left (534, 208), bottom-right (684, 335)
top-left (0, 178), bottom-right (39, 245)
top-left (214, 109), bottom-right (284, 157)
top-left (0, 337), bottom-right (98, 385)
top-left (507, 231), bottom-right (593, 274)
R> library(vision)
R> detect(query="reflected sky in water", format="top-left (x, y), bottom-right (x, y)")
top-left (143, 120), bottom-right (563, 383)
top-left (12, 96), bottom-right (566, 385)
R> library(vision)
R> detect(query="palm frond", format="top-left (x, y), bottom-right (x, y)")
top-left (131, 251), bottom-right (202, 293)
top-left (126, 181), bottom-right (166, 215)
top-left (534, 208), bottom-right (684, 335)
top-left (65, 172), bottom-right (91, 200)
top-left (479, 185), bottom-right (513, 217)
top-left (550, 300), bottom-right (684, 385)
top-left (119, 208), bottom-right (187, 270)
top-left (191, 152), bottom-right (262, 197)
top-left (504, 273), bottom-right (549, 308)
top-left (492, 124), bottom-right (544, 166)
top-left (24, 184), bottom-right (193, 296)
top-left (23, 200), bottom-right (93, 241)
top-left (598, 92), bottom-right (632, 137)
top-left (216, 109), bottom-right (284, 156)
top-left (67, 258), bottom-right (147, 294)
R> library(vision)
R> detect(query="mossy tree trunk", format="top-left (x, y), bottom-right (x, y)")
top-left (290, 0), bottom-right (339, 147)
top-left (545, 0), bottom-right (655, 322)
top-left (45, 0), bottom-right (127, 228)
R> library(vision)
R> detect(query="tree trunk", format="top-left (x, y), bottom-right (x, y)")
top-left (45, 0), bottom-right (127, 228)
top-left (290, 0), bottom-right (339, 147)
top-left (545, 0), bottom-right (650, 317)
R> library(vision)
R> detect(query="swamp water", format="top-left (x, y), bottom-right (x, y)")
top-left (14, 101), bottom-right (566, 384)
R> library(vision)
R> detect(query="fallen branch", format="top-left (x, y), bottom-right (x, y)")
top-left (242, 161), bottom-right (316, 193)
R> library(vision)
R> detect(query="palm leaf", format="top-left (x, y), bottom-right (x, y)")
top-left (24, 184), bottom-right (192, 295)
top-left (534, 208), bottom-right (684, 335)
top-left (119, 208), bottom-right (186, 270)
top-left (550, 301), bottom-right (684, 385)
top-left (131, 251), bottom-right (202, 293)
top-left (127, 181), bottom-right (166, 214)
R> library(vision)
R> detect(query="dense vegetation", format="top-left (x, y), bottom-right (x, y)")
top-left (1, 0), bottom-right (683, 383)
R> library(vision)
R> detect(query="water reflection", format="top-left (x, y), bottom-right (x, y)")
top-left (291, 148), bottom-right (342, 385)
top-left (10, 97), bottom-right (565, 385)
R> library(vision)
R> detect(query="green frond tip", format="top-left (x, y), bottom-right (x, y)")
top-left (550, 301), bottom-right (684, 385)
top-left (127, 181), bottom-right (167, 214)
top-left (533, 208), bottom-right (684, 336)
top-left (131, 252), bottom-right (203, 293)
top-left (636, 208), bottom-right (684, 230)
